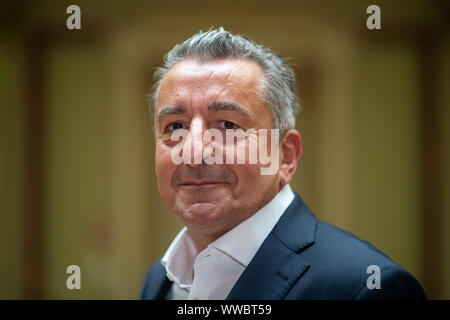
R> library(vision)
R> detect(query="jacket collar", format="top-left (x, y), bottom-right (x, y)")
top-left (226, 193), bottom-right (318, 299)
top-left (271, 193), bottom-right (318, 253)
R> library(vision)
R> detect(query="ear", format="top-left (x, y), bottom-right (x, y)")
top-left (279, 129), bottom-right (302, 186)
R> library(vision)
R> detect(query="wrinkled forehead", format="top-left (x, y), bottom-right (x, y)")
top-left (156, 59), bottom-right (265, 108)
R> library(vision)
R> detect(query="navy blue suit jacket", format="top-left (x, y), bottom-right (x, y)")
top-left (140, 193), bottom-right (426, 299)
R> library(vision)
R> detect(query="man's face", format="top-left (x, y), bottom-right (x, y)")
top-left (154, 59), bottom-right (281, 238)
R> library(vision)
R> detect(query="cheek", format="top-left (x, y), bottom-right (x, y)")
top-left (220, 131), bottom-right (260, 165)
top-left (230, 135), bottom-right (280, 193)
top-left (155, 144), bottom-right (177, 193)
top-left (230, 164), bottom-right (278, 204)
top-left (230, 163), bottom-right (264, 189)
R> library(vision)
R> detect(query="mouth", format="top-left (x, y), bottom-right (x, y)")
top-left (180, 180), bottom-right (229, 187)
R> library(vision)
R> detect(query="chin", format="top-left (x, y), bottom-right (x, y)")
top-left (178, 202), bottom-right (226, 229)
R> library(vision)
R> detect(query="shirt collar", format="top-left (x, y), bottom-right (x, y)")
top-left (161, 184), bottom-right (295, 286)
top-left (210, 184), bottom-right (294, 267)
top-left (161, 227), bottom-right (197, 287)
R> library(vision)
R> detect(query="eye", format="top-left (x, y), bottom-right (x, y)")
top-left (165, 121), bottom-right (187, 132)
top-left (218, 120), bottom-right (239, 130)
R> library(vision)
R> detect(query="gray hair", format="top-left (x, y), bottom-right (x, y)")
top-left (149, 27), bottom-right (300, 134)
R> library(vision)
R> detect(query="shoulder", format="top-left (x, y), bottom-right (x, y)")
top-left (289, 220), bottom-right (426, 299)
top-left (312, 220), bottom-right (395, 268)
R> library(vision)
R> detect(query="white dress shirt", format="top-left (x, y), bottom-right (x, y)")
top-left (161, 184), bottom-right (295, 300)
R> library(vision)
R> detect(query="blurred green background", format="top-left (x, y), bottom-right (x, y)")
top-left (0, 0), bottom-right (449, 299)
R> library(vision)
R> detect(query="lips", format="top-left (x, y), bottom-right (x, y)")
top-left (180, 180), bottom-right (228, 186)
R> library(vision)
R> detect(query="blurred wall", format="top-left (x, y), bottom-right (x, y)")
top-left (0, 34), bottom-right (25, 299)
top-left (0, 0), bottom-right (449, 299)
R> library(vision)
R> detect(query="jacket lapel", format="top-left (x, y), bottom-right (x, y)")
top-left (143, 262), bottom-right (172, 300)
top-left (226, 193), bottom-right (317, 300)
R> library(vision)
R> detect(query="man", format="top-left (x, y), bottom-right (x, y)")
top-left (140, 28), bottom-right (426, 300)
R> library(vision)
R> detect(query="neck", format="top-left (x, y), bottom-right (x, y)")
top-left (186, 224), bottom-right (234, 253)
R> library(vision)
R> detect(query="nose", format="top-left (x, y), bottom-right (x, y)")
top-left (183, 117), bottom-right (205, 167)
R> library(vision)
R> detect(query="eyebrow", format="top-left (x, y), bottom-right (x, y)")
top-left (207, 101), bottom-right (250, 117)
top-left (157, 101), bottom-right (250, 121)
top-left (157, 106), bottom-right (186, 121)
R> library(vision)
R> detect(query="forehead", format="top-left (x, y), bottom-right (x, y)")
top-left (156, 59), bottom-right (265, 109)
